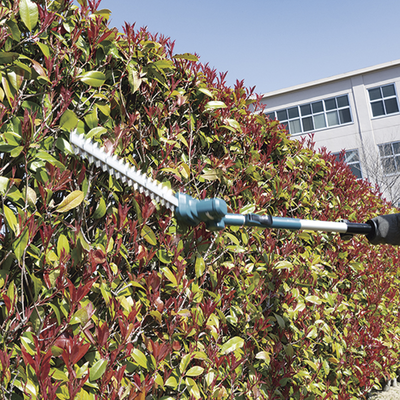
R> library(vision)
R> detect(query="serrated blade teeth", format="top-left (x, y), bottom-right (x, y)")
top-left (70, 130), bottom-right (179, 209)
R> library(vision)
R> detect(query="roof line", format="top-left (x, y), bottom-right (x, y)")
top-left (261, 59), bottom-right (400, 99)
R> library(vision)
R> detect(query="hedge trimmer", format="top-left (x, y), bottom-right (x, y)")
top-left (70, 131), bottom-right (400, 246)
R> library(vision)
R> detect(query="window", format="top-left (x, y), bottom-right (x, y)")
top-left (265, 94), bottom-right (352, 135)
top-left (368, 84), bottom-right (399, 117)
top-left (378, 141), bottom-right (400, 175)
top-left (334, 150), bottom-right (362, 179)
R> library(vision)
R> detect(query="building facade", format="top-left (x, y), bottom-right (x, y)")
top-left (260, 60), bottom-right (400, 204)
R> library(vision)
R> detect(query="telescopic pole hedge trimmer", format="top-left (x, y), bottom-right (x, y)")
top-left (70, 131), bottom-right (400, 246)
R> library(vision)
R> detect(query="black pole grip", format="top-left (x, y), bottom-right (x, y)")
top-left (366, 213), bottom-right (400, 246)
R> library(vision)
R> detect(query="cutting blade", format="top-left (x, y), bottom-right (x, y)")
top-left (70, 131), bottom-right (179, 211)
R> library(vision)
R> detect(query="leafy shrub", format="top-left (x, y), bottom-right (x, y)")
top-left (0, 1), bottom-right (400, 399)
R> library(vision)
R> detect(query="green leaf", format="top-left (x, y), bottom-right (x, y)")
top-left (141, 225), bottom-right (157, 245)
top-left (204, 101), bottom-right (227, 111)
top-left (19, 0), bottom-right (38, 31)
top-left (220, 336), bottom-right (244, 355)
top-left (57, 234), bottom-right (70, 257)
top-left (79, 71), bottom-right (106, 87)
top-left (225, 118), bottom-right (241, 130)
top-left (21, 332), bottom-right (36, 355)
top-left (131, 348), bottom-right (148, 369)
top-left (10, 146), bottom-right (23, 158)
top-left (153, 60), bottom-right (174, 70)
top-left (200, 169), bottom-right (222, 181)
top-left (157, 249), bottom-right (172, 264)
top-left (29, 271), bottom-right (42, 301)
top-left (239, 204), bottom-right (256, 214)
top-left (56, 191), bottom-right (84, 213)
top-left (37, 42), bottom-right (50, 58)
top-left (70, 307), bottom-right (89, 326)
top-left (86, 126), bottom-right (107, 140)
top-left (13, 227), bottom-right (29, 262)
top-left (195, 256), bottom-right (205, 278)
top-left (6, 19), bottom-right (21, 41)
top-left (0, 52), bottom-right (19, 64)
top-left (128, 69), bottom-right (142, 94)
top-left (60, 109), bottom-right (78, 131)
top-left (91, 8), bottom-right (112, 18)
top-left (3, 205), bottom-right (18, 235)
top-left (198, 87), bottom-right (213, 98)
top-left (56, 137), bottom-right (74, 155)
top-left (186, 366), bottom-right (204, 377)
top-left (89, 359), bottom-right (108, 381)
top-left (92, 197), bottom-right (106, 219)
top-left (180, 353), bottom-right (191, 374)
top-left (161, 267), bottom-right (177, 286)
top-left (305, 295), bottom-right (323, 305)
top-left (274, 261), bottom-right (293, 270)
top-left (274, 313), bottom-right (285, 329)
top-left (96, 103), bottom-right (110, 116)
top-left (35, 150), bottom-right (65, 170)
top-left (173, 53), bottom-right (199, 62)
top-left (76, 362), bottom-right (89, 379)
top-left (255, 351), bottom-right (270, 363)
top-left (49, 303), bottom-right (61, 325)
top-left (185, 377), bottom-right (201, 399)
top-left (165, 376), bottom-right (178, 389)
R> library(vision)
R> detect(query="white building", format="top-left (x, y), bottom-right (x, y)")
top-left (260, 59), bottom-right (400, 204)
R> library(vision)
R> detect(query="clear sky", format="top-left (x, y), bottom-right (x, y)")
top-left (95, 0), bottom-right (400, 95)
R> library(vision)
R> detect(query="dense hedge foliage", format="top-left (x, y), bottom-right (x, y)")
top-left (1, 1), bottom-right (400, 399)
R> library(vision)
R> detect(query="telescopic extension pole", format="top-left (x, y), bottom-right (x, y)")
top-left (70, 131), bottom-right (400, 246)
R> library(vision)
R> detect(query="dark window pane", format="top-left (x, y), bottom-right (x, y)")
top-left (371, 101), bottom-right (385, 117)
top-left (277, 109), bottom-right (288, 121)
top-left (395, 156), bottom-right (400, 172)
top-left (339, 108), bottom-right (352, 124)
top-left (369, 88), bottom-right (382, 101)
top-left (382, 84), bottom-right (396, 97)
top-left (349, 163), bottom-right (362, 179)
top-left (288, 107), bottom-right (299, 118)
top-left (334, 152), bottom-right (345, 163)
top-left (265, 112), bottom-right (276, 120)
top-left (312, 101), bottom-right (323, 113)
top-left (392, 142), bottom-right (400, 155)
top-left (382, 157), bottom-right (396, 175)
top-left (302, 116), bottom-right (314, 132)
top-left (300, 104), bottom-right (312, 116)
top-left (394, 156), bottom-right (400, 172)
top-left (379, 144), bottom-right (393, 157)
top-left (325, 98), bottom-right (337, 110)
top-left (337, 95), bottom-right (349, 108)
top-left (384, 98), bottom-right (399, 114)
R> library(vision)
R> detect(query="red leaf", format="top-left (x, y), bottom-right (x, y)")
top-left (70, 342), bottom-right (90, 365)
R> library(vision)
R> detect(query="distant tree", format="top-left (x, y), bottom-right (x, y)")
top-left (1, 1), bottom-right (400, 399)
top-left (355, 138), bottom-right (400, 206)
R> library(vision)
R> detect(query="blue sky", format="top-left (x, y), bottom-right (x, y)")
top-left (96, 0), bottom-right (400, 95)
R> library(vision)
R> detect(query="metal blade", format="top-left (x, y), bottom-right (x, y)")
top-left (70, 131), bottom-right (179, 211)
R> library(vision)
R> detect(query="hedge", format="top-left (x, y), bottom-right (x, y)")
top-left (0, 1), bottom-right (400, 399)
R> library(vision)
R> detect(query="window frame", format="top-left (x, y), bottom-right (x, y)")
top-left (378, 141), bottom-right (400, 176)
top-left (368, 83), bottom-right (400, 118)
top-left (333, 149), bottom-right (363, 179)
top-left (265, 94), bottom-right (353, 136)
